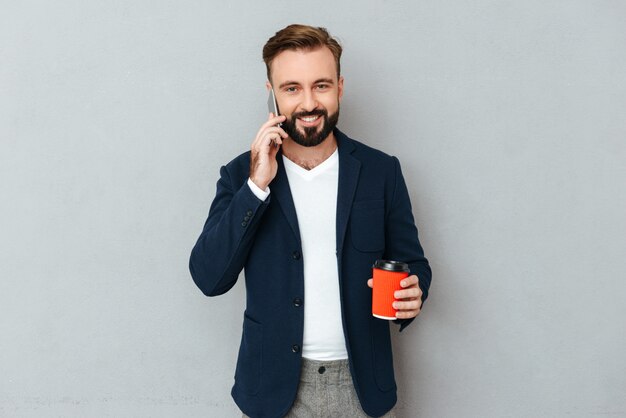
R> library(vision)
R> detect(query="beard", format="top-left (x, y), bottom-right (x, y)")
top-left (281, 107), bottom-right (340, 148)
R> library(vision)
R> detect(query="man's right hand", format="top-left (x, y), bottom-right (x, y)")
top-left (250, 113), bottom-right (287, 190)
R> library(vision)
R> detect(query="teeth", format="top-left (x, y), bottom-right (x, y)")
top-left (300, 116), bottom-right (319, 122)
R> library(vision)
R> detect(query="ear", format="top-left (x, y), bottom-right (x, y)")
top-left (266, 81), bottom-right (272, 92)
top-left (337, 76), bottom-right (344, 103)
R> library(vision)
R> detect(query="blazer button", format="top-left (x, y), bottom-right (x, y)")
top-left (293, 297), bottom-right (302, 307)
top-left (292, 344), bottom-right (300, 353)
top-left (244, 216), bottom-right (250, 222)
top-left (292, 251), bottom-right (301, 260)
top-left (241, 221), bottom-right (247, 227)
top-left (246, 210), bottom-right (253, 217)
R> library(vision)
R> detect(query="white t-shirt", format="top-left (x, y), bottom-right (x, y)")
top-left (247, 150), bottom-right (348, 360)
top-left (282, 150), bottom-right (347, 360)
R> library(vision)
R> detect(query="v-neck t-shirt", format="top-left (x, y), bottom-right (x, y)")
top-left (282, 150), bottom-right (348, 360)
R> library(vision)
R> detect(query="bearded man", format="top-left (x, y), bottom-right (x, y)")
top-left (190, 24), bottom-right (432, 418)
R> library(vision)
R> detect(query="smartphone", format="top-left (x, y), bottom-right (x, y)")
top-left (267, 89), bottom-right (282, 126)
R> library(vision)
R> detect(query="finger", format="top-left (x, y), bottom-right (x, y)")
top-left (400, 275), bottom-right (419, 288)
top-left (253, 130), bottom-right (283, 153)
top-left (253, 127), bottom-right (275, 148)
top-left (253, 126), bottom-right (288, 150)
top-left (262, 131), bottom-right (283, 149)
top-left (262, 113), bottom-right (287, 130)
top-left (266, 124), bottom-right (288, 140)
top-left (253, 115), bottom-right (286, 144)
top-left (394, 287), bottom-right (422, 300)
top-left (395, 309), bottom-right (420, 319)
top-left (268, 137), bottom-right (281, 157)
top-left (393, 299), bottom-right (422, 311)
top-left (367, 278), bottom-right (373, 288)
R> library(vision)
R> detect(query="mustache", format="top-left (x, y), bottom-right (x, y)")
top-left (291, 109), bottom-right (328, 119)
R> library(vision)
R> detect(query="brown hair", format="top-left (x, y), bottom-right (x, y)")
top-left (263, 24), bottom-right (342, 84)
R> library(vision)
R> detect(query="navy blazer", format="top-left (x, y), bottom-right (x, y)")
top-left (190, 129), bottom-right (431, 418)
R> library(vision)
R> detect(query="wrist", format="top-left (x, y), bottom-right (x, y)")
top-left (250, 177), bottom-right (269, 191)
top-left (247, 178), bottom-right (270, 201)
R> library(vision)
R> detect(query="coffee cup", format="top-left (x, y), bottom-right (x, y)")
top-left (372, 260), bottom-right (410, 320)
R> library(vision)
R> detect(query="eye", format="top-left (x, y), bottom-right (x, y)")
top-left (285, 86), bottom-right (298, 93)
top-left (316, 84), bottom-right (330, 90)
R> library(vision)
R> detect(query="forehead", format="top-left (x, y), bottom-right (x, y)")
top-left (270, 47), bottom-right (337, 85)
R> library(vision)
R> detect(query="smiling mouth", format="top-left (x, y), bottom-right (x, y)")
top-left (297, 115), bottom-right (323, 128)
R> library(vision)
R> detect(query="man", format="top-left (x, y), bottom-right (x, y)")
top-left (189, 24), bottom-right (431, 418)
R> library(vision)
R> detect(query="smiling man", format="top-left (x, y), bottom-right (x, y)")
top-left (190, 24), bottom-right (432, 418)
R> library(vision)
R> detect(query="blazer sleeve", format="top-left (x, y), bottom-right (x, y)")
top-left (384, 156), bottom-right (432, 331)
top-left (189, 164), bottom-right (270, 296)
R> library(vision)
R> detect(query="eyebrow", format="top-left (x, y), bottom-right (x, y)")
top-left (278, 78), bottom-right (335, 89)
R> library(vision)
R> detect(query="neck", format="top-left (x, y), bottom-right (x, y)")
top-left (282, 132), bottom-right (338, 170)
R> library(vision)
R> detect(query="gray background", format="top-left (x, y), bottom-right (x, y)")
top-left (1, 1), bottom-right (625, 417)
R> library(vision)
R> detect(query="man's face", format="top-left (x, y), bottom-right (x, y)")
top-left (268, 47), bottom-right (344, 147)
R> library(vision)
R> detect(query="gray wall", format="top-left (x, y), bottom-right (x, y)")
top-left (2, 1), bottom-right (625, 417)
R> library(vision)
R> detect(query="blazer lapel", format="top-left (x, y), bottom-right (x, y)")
top-left (270, 130), bottom-right (361, 252)
top-left (335, 130), bottom-right (361, 254)
top-left (270, 153), bottom-right (302, 245)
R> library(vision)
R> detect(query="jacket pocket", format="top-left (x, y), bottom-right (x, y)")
top-left (234, 313), bottom-right (263, 395)
top-left (350, 199), bottom-right (385, 252)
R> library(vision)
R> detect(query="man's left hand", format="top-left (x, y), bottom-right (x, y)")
top-left (367, 275), bottom-right (423, 319)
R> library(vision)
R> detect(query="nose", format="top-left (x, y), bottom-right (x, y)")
top-left (300, 90), bottom-right (318, 112)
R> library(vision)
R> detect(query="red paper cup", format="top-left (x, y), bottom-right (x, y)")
top-left (372, 260), bottom-right (410, 320)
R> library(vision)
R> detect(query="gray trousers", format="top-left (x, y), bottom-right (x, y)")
top-left (243, 358), bottom-right (396, 418)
